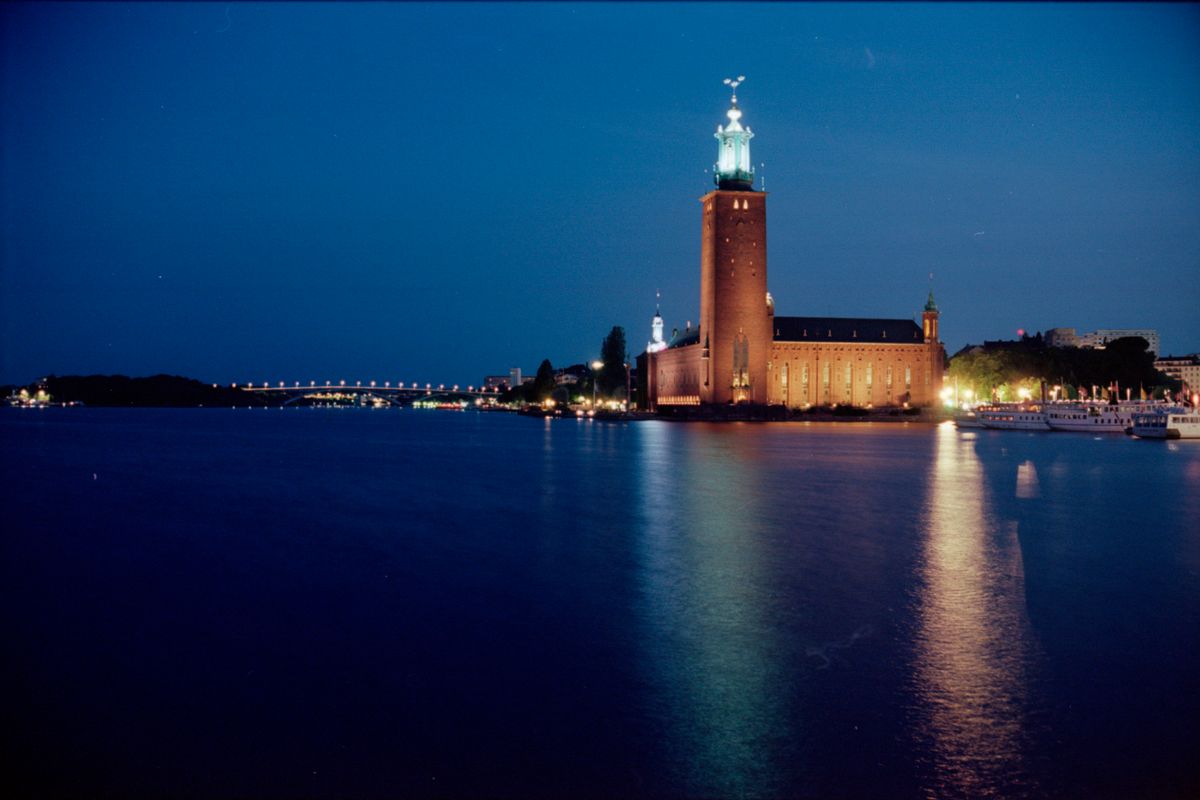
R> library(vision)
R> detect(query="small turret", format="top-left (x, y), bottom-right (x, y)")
top-left (647, 292), bottom-right (667, 354)
top-left (922, 289), bottom-right (939, 342)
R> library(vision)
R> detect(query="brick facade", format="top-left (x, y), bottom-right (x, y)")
top-left (768, 341), bottom-right (942, 408)
top-left (699, 190), bottom-right (773, 404)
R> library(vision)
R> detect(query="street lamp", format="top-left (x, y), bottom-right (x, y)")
top-left (591, 360), bottom-right (603, 410)
top-left (624, 361), bottom-right (631, 412)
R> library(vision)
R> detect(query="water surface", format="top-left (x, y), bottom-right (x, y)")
top-left (3, 409), bottom-right (1198, 798)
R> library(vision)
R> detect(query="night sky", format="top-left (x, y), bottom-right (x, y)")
top-left (3, 3), bottom-right (1198, 386)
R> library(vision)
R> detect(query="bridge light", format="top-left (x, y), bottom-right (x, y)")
top-left (426, 383), bottom-right (431, 390)
top-left (310, 381), bottom-right (315, 387)
top-left (439, 384), bottom-right (445, 390)
top-left (279, 381), bottom-right (285, 388)
top-left (384, 381), bottom-right (390, 388)
top-left (453, 385), bottom-right (459, 391)
top-left (294, 382), bottom-right (299, 387)
top-left (356, 381), bottom-right (361, 387)
top-left (340, 380), bottom-right (346, 387)
top-left (370, 381), bottom-right (376, 387)
top-left (398, 382), bottom-right (405, 389)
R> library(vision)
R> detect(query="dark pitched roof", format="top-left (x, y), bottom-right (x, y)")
top-left (773, 316), bottom-right (923, 344)
top-left (668, 327), bottom-right (701, 349)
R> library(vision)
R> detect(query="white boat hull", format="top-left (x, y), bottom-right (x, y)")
top-left (1130, 412), bottom-right (1200, 440)
top-left (976, 407), bottom-right (1050, 431)
top-left (1046, 405), bottom-right (1139, 433)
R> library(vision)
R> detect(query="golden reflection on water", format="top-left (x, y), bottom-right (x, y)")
top-left (913, 422), bottom-right (1038, 796)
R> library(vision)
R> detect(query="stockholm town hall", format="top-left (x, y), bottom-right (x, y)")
top-left (639, 79), bottom-right (944, 410)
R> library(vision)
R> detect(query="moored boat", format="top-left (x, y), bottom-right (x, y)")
top-left (1045, 402), bottom-right (1156, 433)
top-left (1128, 408), bottom-right (1200, 440)
top-left (953, 410), bottom-right (985, 428)
top-left (975, 403), bottom-right (1050, 431)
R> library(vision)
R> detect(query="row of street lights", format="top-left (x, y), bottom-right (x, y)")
top-left (233, 362), bottom-right (631, 408)
top-left (234, 380), bottom-right (502, 393)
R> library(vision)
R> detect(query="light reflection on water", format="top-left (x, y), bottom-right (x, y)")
top-left (910, 422), bottom-right (1040, 797)
top-left (5, 410), bottom-right (1200, 798)
top-left (635, 422), bottom-right (791, 798)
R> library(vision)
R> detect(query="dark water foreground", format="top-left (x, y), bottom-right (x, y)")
top-left (2, 408), bottom-right (1198, 799)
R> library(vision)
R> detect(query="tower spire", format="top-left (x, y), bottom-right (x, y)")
top-left (724, 75), bottom-right (745, 106)
top-left (647, 290), bottom-right (667, 353)
top-left (714, 76), bottom-right (755, 190)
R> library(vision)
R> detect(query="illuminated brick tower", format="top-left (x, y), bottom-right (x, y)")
top-left (699, 77), bottom-right (773, 404)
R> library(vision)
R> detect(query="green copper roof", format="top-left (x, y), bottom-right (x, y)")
top-left (924, 289), bottom-right (938, 312)
top-left (714, 78), bottom-right (755, 190)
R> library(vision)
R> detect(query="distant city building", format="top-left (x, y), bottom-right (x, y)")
top-left (1045, 327), bottom-right (1079, 348)
top-left (1155, 354), bottom-right (1200, 388)
top-left (640, 81), bottom-right (943, 409)
top-left (1045, 327), bottom-right (1160, 355)
top-left (483, 375), bottom-right (510, 391)
top-left (509, 367), bottom-right (522, 389)
top-left (554, 364), bottom-right (591, 386)
top-left (1079, 328), bottom-right (1160, 355)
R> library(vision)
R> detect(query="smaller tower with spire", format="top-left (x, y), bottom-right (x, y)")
top-left (647, 291), bottom-right (667, 353)
top-left (922, 288), bottom-right (940, 343)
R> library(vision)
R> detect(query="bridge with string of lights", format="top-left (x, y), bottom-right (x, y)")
top-left (236, 379), bottom-right (506, 407)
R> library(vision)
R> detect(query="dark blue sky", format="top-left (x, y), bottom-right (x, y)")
top-left (3, 3), bottom-right (1198, 385)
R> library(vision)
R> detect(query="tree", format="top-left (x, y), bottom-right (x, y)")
top-left (599, 326), bottom-right (627, 397)
top-left (948, 336), bottom-right (1171, 402)
top-left (531, 359), bottom-right (556, 402)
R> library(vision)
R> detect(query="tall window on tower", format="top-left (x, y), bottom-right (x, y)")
top-left (732, 334), bottom-right (750, 398)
